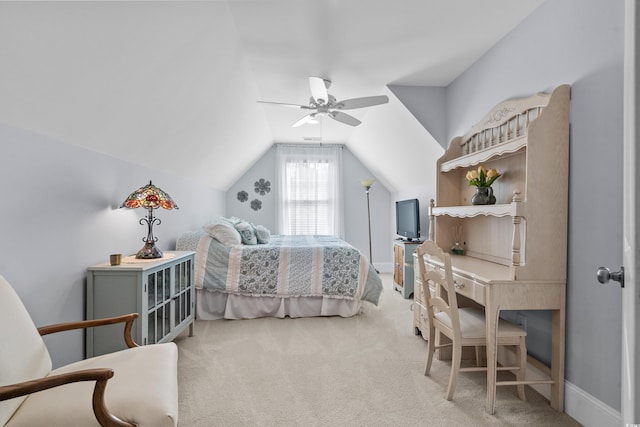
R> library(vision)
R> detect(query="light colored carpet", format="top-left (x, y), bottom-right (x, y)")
top-left (174, 274), bottom-right (581, 427)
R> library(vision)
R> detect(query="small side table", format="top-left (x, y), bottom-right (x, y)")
top-left (86, 250), bottom-right (195, 357)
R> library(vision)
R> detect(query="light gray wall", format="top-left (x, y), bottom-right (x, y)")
top-left (225, 147), bottom-right (277, 229)
top-left (388, 85), bottom-right (448, 149)
top-left (225, 145), bottom-right (393, 271)
top-left (342, 148), bottom-right (392, 271)
top-left (445, 0), bottom-right (624, 410)
top-left (384, 88), bottom-right (445, 246)
top-left (0, 124), bottom-right (225, 368)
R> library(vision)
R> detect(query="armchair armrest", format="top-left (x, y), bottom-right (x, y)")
top-left (37, 313), bottom-right (139, 348)
top-left (0, 368), bottom-right (135, 427)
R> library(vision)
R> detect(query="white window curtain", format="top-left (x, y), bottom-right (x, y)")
top-left (276, 144), bottom-right (344, 238)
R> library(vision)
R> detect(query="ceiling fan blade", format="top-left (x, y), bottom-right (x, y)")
top-left (309, 77), bottom-right (329, 105)
top-left (329, 111), bottom-right (361, 127)
top-left (257, 101), bottom-right (311, 109)
top-left (292, 114), bottom-right (319, 128)
top-left (335, 95), bottom-right (389, 110)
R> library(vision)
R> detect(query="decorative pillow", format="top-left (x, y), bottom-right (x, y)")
top-left (202, 220), bottom-right (242, 246)
top-left (226, 216), bottom-right (243, 226)
top-left (235, 221), bottom-right (257, 245)
top-left (254, 225), bottom-right (271, 244)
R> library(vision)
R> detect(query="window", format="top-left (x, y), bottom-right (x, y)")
top-left (276, 144), bottom-right (343, 237)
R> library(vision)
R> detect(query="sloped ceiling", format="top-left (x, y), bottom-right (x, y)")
top-left (0, 0), bottom-right (544, 192)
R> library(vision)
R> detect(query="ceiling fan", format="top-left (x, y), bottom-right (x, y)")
top-left (258, 77), bottom-right (389, 127)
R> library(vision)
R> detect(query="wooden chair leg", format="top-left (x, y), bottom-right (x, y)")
top-left (424, 326), bottom-right (435, 376)
top-left (516, 339), bottom-right (527, 401)
top-left (445, 342), bottom-right (462, 401)
top-left (475, 345), bottom-right (483, 367)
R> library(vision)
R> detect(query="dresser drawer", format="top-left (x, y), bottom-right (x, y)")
top-left (415, 305), bottom-right (428, 333)
top-left (452, 274), bottom-right (485, 305)
top-left (414, 277), bottom-right (425, 304)
top-left (412, 277), bottom-right (429, 337)
top-left (423, 258), bottom-right (486, 306)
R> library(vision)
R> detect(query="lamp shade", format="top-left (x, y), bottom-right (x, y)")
top-left (360, 178), bottom-right (375, 189)
top-left (121, 181), bottom-right (179, 210)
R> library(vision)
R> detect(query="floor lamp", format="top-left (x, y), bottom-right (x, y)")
top-left (360, 179), bottom-right (377, 272)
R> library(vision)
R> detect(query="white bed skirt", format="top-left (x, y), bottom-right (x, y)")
top-left (196, 289), bottom-right (363, 320)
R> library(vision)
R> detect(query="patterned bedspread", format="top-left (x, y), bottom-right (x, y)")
top-left (181, 232), bottom-right (382, 305)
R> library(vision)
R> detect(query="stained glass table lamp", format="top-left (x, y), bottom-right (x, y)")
top-left (121, 181), bottom-right (179, 259)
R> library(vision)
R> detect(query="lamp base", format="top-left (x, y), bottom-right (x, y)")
top-left (135, 242), bottom-right (163, 259)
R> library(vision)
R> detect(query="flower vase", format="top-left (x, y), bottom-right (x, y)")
top-left (451, 242), bottom-right (465, 255)
top-left (471, 186), bottom-right (496, 205)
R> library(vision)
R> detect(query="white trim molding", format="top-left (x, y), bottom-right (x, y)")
top-left (374, 262), bottom-right (393, 274)
top-left (564, 380), bottom-right (622, 427)
top-left (498, 348), bottom-right (621, 425)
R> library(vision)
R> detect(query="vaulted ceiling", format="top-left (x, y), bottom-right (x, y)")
top-left (0, 0), bottom-right (544, 192)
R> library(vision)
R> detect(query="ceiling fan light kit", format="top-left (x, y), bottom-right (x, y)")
top-left (259, 76), bottom-right (389, 127)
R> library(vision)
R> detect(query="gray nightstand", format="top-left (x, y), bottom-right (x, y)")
top-left (393, 240), bottom-right (422, 298)
top-left (86, 250), bottom-right (195, 357)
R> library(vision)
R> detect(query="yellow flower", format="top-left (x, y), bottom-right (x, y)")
top-left (466, 165), bottom-right (502, 187)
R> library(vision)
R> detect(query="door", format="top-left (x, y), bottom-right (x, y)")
top-left (622, 0), bottom-right (640, 422)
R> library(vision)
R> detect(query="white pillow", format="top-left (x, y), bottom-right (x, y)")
top-left (202, 220), bottom-right (242, 246)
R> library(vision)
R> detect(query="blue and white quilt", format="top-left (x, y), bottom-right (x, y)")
top-left (182, 233), bottom-right (382, 305)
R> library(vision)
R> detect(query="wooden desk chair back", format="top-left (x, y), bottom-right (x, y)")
top-left (415, 240), bottom-right (528, 402)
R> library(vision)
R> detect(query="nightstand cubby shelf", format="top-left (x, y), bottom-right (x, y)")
top-left (86, 250), bottom-right (195, 357)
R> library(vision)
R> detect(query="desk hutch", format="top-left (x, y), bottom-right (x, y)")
top-left (413, 85), bottom-right (570, 414)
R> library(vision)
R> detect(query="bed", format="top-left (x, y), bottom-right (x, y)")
top-left (176, 229), bottom-right (383, 320)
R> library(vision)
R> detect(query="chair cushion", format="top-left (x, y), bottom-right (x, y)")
top-left (0, 275), bottom-right (52, 426)
top-left (435, 307), bottom-right (527, 339)
top-left (6, 343), bottom-right (178, 427)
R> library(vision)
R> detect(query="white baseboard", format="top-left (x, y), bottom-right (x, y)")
top-left (374, 262), bottom-right (393, 273)
top-left (564, 380), bottom-right (621, 427)
top-left (498, 348), bottom-right (620, 426)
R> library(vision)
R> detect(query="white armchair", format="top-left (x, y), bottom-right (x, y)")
top-left (0, 275), bottom-right (179, 426)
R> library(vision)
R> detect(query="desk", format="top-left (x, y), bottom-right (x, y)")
top-left (414, 253), bottom-right (566, 414)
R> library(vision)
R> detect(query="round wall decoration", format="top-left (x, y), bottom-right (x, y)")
top-left (254, 178), bottom-right (271, 196)
top-left (251, 199), bottom-right (262, 211)
top-left (237, 190), bottom-right (248, 202)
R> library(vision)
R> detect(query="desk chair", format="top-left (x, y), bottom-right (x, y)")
top-left (415, 240), bottom-right (527, 402)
